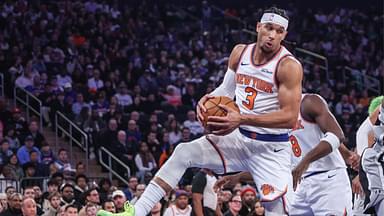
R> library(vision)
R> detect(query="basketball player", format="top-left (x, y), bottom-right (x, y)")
top-left (359, 97), bottom-right (384, 215)
top-left (214, 94), bottom-right (359, 215)
top-left (352, 96), bottom-right (382, 215)
top-left (97, 7), bottom-right (303, 216)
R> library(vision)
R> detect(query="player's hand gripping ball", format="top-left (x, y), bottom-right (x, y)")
top-left (201, 96), bottom-right (240, 129)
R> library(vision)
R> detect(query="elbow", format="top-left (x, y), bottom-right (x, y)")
top-left (286, 112), bottom-right (299, 128)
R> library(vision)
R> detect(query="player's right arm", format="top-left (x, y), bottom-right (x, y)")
top-left (196, 44), bottom-right (246, 123)
top-left (292, 94), bottom-right (345, 190)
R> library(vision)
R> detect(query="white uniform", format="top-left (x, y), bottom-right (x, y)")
top-left (163, 204), bottom-right (192, 216)
top-left (157, 43), bottom-right (296, 215)
top-left (290, 95), bottom-right (352, 215)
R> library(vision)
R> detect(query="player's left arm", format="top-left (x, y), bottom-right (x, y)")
top-left (207, 57), bottom-right (302, 135)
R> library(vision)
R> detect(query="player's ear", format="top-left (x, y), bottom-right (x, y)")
top-left (282, 30), bottom-right (288, 40)
top-left (256, 22), bottom-right (261, 33)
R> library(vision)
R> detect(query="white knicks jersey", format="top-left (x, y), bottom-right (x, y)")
top-left (290, 109), bottom-right (346, 173)
top-left (235, 43), bottom-right (295, 134)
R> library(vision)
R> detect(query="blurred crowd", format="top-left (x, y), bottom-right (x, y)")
top-left (0, 0), bottom-right (382, 215)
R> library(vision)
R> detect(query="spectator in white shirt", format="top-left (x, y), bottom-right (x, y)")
top-left (183, 110), bottom-right (204, 137)
top-left (72, 93), bottom-right (91, 116)
top-left (163, 190), bottom-right (192, 216)
top-left (114, 85), bottom-right (133, 107)
top-left (57, 70), bottom-right (72, 88)
top-left (134, 142), bottom-right (157, 183)
top-left (87, 69), bottom-right (104, 91)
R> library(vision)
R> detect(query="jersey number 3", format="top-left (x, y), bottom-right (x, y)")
top-left (289, 135), bottom-right (302, 157)
top-left (242, 87), bottom-right (258, 110)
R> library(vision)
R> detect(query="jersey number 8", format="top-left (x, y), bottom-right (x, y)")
top-left (289, 135), bottom-right (302, 157)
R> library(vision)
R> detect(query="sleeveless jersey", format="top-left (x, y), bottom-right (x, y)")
top-left (235, 43), bottom-right (295, 134)
top-left (290, 95), bottom-right (346, 173)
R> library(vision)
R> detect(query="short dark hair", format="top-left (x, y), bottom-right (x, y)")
top-left (264, 7), bottom-right (289, 21)
top-left (58, 148), bottom-right (67, 155)
top-left (65, 204), bottom-right (78, 211)
top-left (75, 174), bottom-right (88, 183)
top-left (47, 180), bottom-right (58, 187)
top-left (102, 199), bottom-right (114, 209)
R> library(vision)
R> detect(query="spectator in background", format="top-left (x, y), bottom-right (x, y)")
top-left (74, 175), bottom-right (89, 201)
top-left (150, 202), bottom-right (162, 216)
top-left (130, 184), bottom-right (146, 205)
top-left (40, 143), bottom-right (55, 165)
top-left (17, 136), bottom-right (41, 165)
top-left (101, 200), bottom-right (115, 213)
top-left (111, 190), bottom-right (126, 213)
top-left (0, 193), bottom-right (22, 216)
top-left (183, 110), bottom-right (204, 138)
top-left (168, 119), bottom-right (182, 145)
top-left (54, 149), bottom-right (73, 173)
top-left (114, 84), bottom-right (133, 108)
top-left (163, 190), bottom-right (192, 216)
top-left (64, 205), bottom-right (78, 216)
top-left (42, 192), bottom-right (61, 216)
top-left (123, 176), bottom-right (139, 201)
top-left (85, 203), bottom-right (98, 216)
top-left (239, 186), bottom-right (257, 216)
top-left (250, 199), bottom-right (265, 216)
top-left (78, 188), bottom-right (100, 216)
top-left (4, 128), bottom-right (21, 152)
top-left (59, 184), bottom-right (76, 207)
top-left (21, 198), bottom-right (37, 216)
top-left (72, 93), bottom-right (91, 118)
top-left (76, 162), bottom-right (86, 176)
top-left (3, 154), bottom-right (23, 180)
top-left (111, 131), bottom-right (135, 177)
top-left (126, 120), bottom-right (141, 147)
top-left (87, 69), bottom-right (104, 92)
top-left (0, 140), bottom-right (13, 167)
top-left (41, 180), bottom-right (59, 210)
top-left (29, 151), bottom-right (48, 177)
top-left (98, 178), bottom-right (112, 203)
top-left (99, 118), bottom-right (118, 151)
top-left (135, 142), bottom-right (157, 183)
top-left (7, 108), bottom-right (28, 138)
top-left (335, 94), bottom-right (355, 116)
top-left (23, 120), bottom-right (45, 149)
top-left (224, 195), bottom-right (242, 216)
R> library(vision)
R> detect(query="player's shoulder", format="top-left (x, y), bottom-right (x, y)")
top-left (302, 93), bottom-right (326, 104)
top-left (301, 94), bottom-right (329, 115)
top-left (230, 44), bottom-right (248, 59)
top-left (278, 54), bottom-right (302, 71)
top-left (229, 44), bottom-right (248, 71)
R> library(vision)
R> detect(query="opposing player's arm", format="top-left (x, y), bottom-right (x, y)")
top-left (240, 56), bottom-right (302, 128)
top-left (196, 44), bottom-right (246, 123)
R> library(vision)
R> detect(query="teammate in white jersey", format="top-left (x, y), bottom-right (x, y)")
top-left (214, 94), bottom-right (359, 215)
top-left (97, 7), bottom-right (303, 216)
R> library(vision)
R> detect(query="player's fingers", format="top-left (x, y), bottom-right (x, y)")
top-left (198, 102), bottom-right (207, 113)
top-left (207, 116), bottom-right (227, 122)
top-left (212, 128), bottom-right (231, 136)
top-left (218, 104), bottom-right (231, 112)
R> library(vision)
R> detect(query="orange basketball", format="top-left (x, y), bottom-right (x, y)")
top-left (202, 96), bottom-right (240, 127)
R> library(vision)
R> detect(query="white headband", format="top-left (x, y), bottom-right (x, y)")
top-left (260, 13), bottom-right (288, 30)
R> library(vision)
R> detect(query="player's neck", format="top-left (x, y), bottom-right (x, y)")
top-left (253, 44), bottom-right (281, 65)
